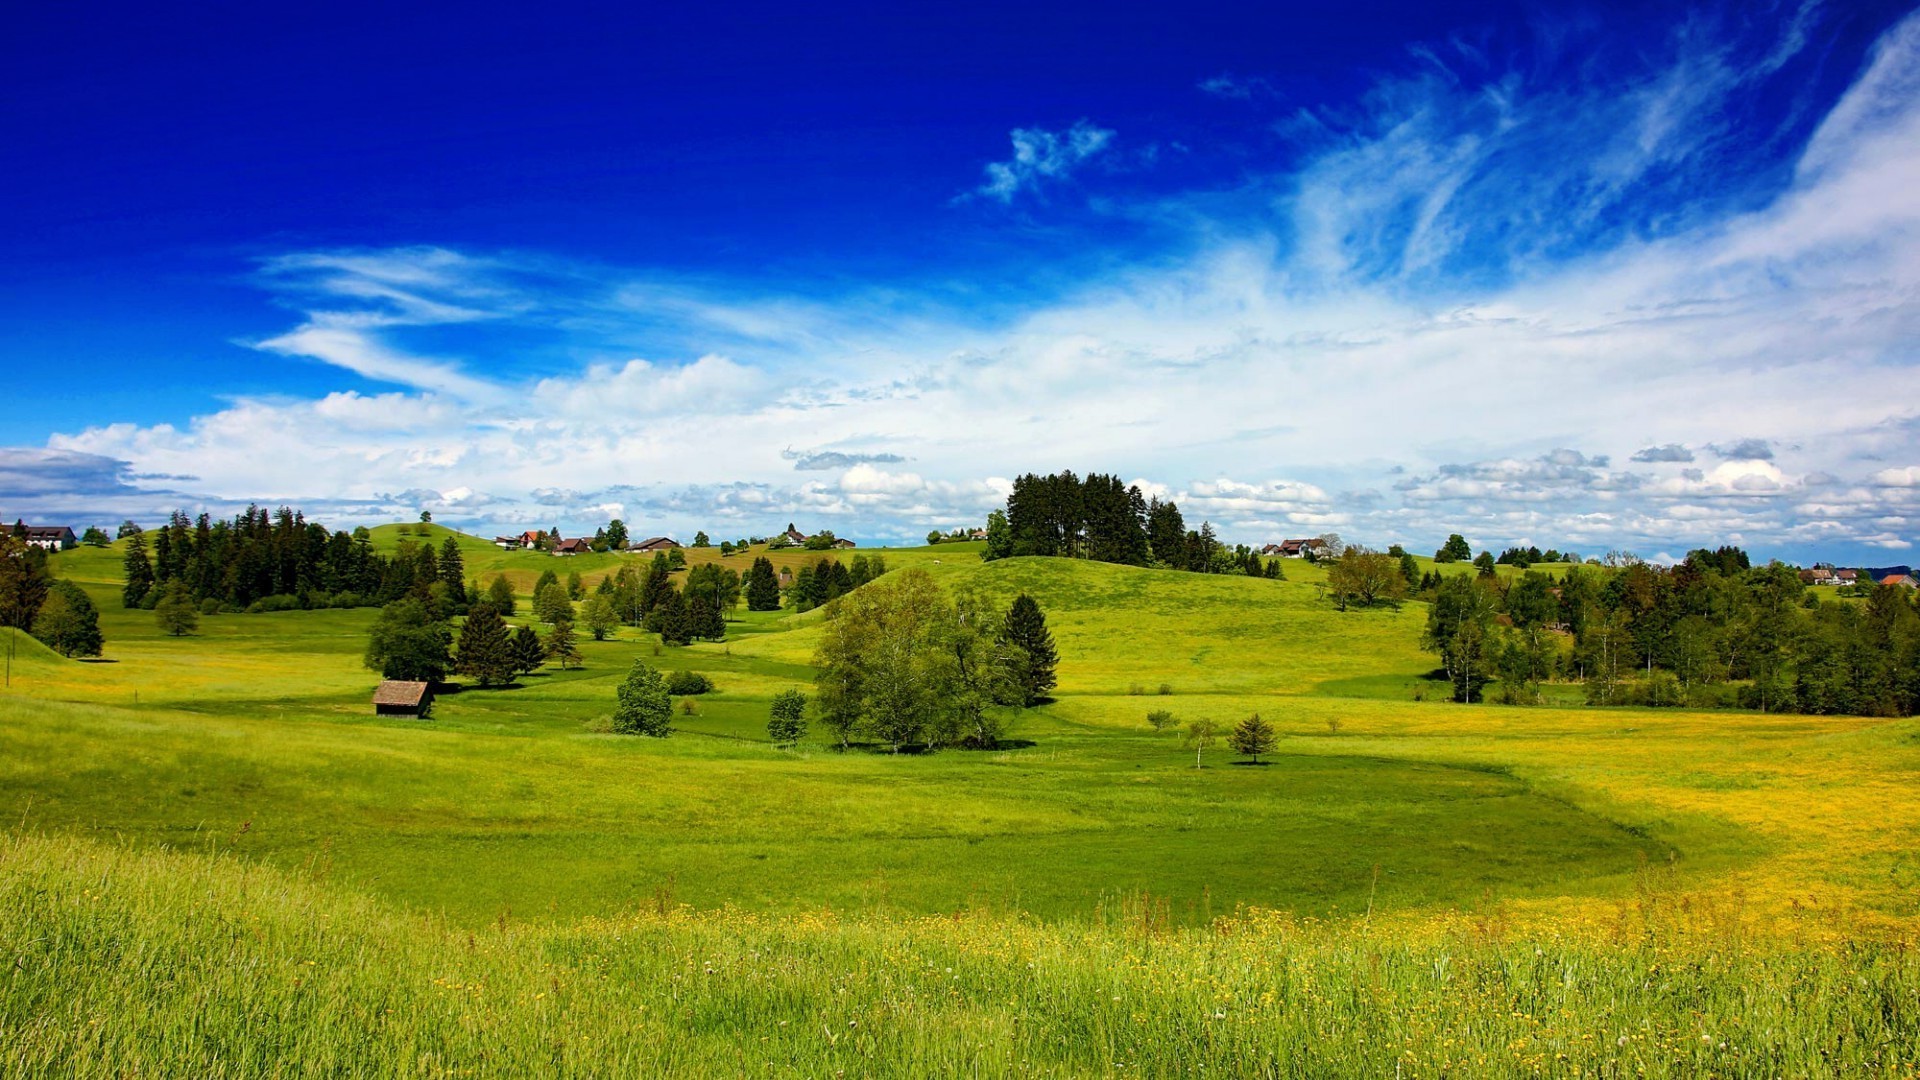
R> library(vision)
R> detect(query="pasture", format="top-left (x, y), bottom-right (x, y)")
top-left (2, 532), bottom-right (1917, 1075)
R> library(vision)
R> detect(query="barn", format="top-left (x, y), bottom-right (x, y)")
top-left (372, 680), bottom-right (434, 718)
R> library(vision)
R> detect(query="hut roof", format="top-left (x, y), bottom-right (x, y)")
top-left (372, 680), bottom-right (431, 708)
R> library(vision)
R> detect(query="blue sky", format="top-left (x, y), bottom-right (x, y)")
top-left (5, 1), bottom-right (1920, 561)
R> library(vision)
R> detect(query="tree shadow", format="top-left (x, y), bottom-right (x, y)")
top-left (76, 658), bottom-right (119, 664)
top-left (1229, 760), bottom-right (1272, 767)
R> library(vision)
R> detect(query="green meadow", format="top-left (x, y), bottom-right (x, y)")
top-left (3, 532), bottom-right (1918, 1075)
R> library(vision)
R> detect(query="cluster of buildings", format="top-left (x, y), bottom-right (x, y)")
top-left (490, 525), bottom-right (855, 556)
top-left (1798, 564), bottom-right (1914, 587)
top-left (1260, 538), bottom-right (1331, 559)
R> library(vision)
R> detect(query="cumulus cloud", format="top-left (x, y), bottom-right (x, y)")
top-left (973, 120), bottom-right (1115, 203)
top-left (1709, 439), bottom-right (1776, 461)
top-left (1632, 444), bottom-right (1695, 463)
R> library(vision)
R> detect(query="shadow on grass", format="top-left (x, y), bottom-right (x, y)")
top-left (76, 658), bottom-right (120, 664)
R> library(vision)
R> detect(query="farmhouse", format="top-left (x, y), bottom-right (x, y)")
top-left (552, 538), bottom-right (592, 556)
top-left (1881, 573), bottom-right (1913, 588)
top-left (832, 538), bottom-right (857, 549)
top-left (784, 526), bottom-right (809, 546)
top-left (1271, 538), bottom-right (1328, 558)
top-left (494, 530), bottom-right (547, 550)
top-left (14, 525), bottom-right (77, 552)
top-left (371, 680), bottom-right (433, 718)
top-left (630, 536), bottom-right (681, 553)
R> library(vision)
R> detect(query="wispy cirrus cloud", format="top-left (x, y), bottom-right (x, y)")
top-left (970, 120), bottom-right (1115, 203)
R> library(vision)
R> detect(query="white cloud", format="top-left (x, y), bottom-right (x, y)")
top-left (973, 120), bottom-right (1115, 203)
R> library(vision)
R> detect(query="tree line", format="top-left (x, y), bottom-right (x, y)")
top-left (1419, 547), bottom-right (1920, 716)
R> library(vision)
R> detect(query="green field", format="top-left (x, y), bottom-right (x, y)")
top-left (3, 533), bottom-right (1917, 1075)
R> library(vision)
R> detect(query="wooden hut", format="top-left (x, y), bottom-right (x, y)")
top-left (372, 680), bottom-right (433, 718)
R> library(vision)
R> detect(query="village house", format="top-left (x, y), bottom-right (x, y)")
top-left (552, 538), bottom-right (592, 556)
top-left (1881, 573), bottom-right (1913, 588)
top-left (493, 530), bottom-right (547, 550)
top-left (832, 538), bottom-right (857, 549)
top-left (14, 524), bottom-right (77, 552)
top-left (371, 680), bottom-right (433, 718)
top-left (1269, 538), bottom-right (1328, 558)
top-left (784, 526), bottom-right (809, 546)
top-left (629, 536), bottom-right (681, 553)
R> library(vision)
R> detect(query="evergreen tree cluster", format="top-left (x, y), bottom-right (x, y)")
top-left (121, 507), bottom-right (455, 613)
top-left (987, 470), bottom-right (1234, 573)
top-left (785, 554), bottom-right (888, 612)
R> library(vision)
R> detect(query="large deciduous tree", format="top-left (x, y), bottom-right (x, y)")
top-left (612, 660), bottom-right (672, 736)
top-left (32, 580), bottom-right (104, 658)
top-left (363, 597), bottom-right (452, 681)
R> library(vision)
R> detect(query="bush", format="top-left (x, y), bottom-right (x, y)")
top-left (198, 597), bottom-right (222, 616)
top-left (1146, 709), bottom-right (1177, 732)
top-left (1157, 683), bottom-right (1173, 696)
top-left (768, 688), bottom-right (808, 747)
top-left (245, 595), bottom-right (302, 614)
top-left (1127, 683), bottom-right (1145, 696)
top-left (611, 661), bottom-right (672, 736)
top-left (666, 670), bottom-right (713, 696)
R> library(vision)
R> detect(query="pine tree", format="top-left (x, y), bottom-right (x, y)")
top-left (122, 531), bottom-right (155, 608)
top-left (658, 590), bottom-right (694, 646)
top-left (438, 536), bottom-right (465, 595)
top-left (510, 625), bottom-right (546, 677)
top-left (690, 594), bottom-right (725, 641)
top-left (1228, 713), bottom-right (1278, 763)
top-left (534, 569), bottom-right (559, 596)
top-left (546, 617), bottom-right (582, 669)
top-left (745, 556), bottom-right (781, 610)
top-left (1000, 593), bottom-right (1058, 705)
top-left (611, 660), bottom-right (673, 736)
top-left (454, 604), bottom-right (516, 686)
top-left (566, 571), bottom-right (584, 600)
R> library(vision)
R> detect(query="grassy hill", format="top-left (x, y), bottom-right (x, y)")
top-left (4, 527), bottom-right (1917, 1073)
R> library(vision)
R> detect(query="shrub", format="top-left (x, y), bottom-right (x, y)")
top-left (679, 698), bottom-right (698, 716)
top-left (666, 670), bottom-right (713, 696)
top-left (611, 661), bottom-right (672, 736)
top-left (1157, 683), bottom-right (1173, 696)
top-left (1127, 683), bottom-right (1145, 696)
top-left (1146, 709), bottom-right (1177, 732)
top-left (198, 597), bottom-right (222, 616)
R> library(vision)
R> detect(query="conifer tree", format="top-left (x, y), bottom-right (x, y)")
top-left (690, 594), bottom-right (725, 641)
top-left (566, 570), bottom-right (584, 601)
top-left (454, 603), bottom-right (516, 685)
top-left (153, 581), bottom-right (199, 637)
top-left (658, 589), bottom-right (694, 646)
top-left (546, 617), bottom-right (582, 669)
top-left (510, 624), bottom-right (546, 677)
top-left (122, 531), bottom-right (155, 609)
top-left (438, 536), bottom-right (465, 595)
top-left (1228, 713), bottom-right (1278, 763)
top-left (534, 569), bottom-right (560, 596)
top-left (745, 556), bottom-right (781, 610)
top-left (999, 593), bottom-right (1058, 705)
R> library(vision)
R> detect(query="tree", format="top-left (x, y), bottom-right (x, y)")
top-left (534, 569), bottom-right (560, 596)
top-left (486, 574), bottom-right (517, 616)
top-left (32, 580), bottom-right (104, 657)
top-left (1423, 576), bottom-right (1498, 702)
top-left (154, 581), bottom-right (199, 637)
top-left (1228, 713), bottom-right (1277, 763)
top-left (983, 509), bottom-right (1013, 561)
top-left (612, 660), bottom-right (673, 736)
top-left (454, 604), bottom-right (517, 686)
top-left (604, 518), bottom-right (629, 551)
top-left (693, 530), bottom-right (710, 547)
top-left (438, 536), bottom-right (466, 598)
top-left (363, 597), bottom-right (452, 681)
top-left (657, 589), bottom-right (693, 646)
top-left (534, 581), bottom-right (573, 625)
top-left (582, 594), bottom-right (619, 640)
top-left (0, 537), bottom-right (52, 630)
top-left (116, 520), bottom-right (142, 540)
top-left (1184, 718), bottom-right (1218, 768)
top-left (1399, 552), bottom-right (1421, 590)
top-left (121, 531), bottom-right (155, 609)
top-left (768, 688), bottom-right (808, 747)
top-left (685, 563), bottom-right (741, 616)
top-left (941, 583), bottom-right (1025, 748)
top-left (745, 557), bottom-right (781, 611)
top-left (689, 594), bottom-right (726, 641)
top-left (546, 617), bottom-right (582, 669)
top-left (814, 568), bottom-right (951, 751)
top-left (1324, 547), bottom-right (1409, 610)
top-left (999, 593), bottom-right (1058, 705)
top-left (510, 625), bottom-right (546, 678)
top-left (419, 510), bottom-right (433, 524)
top-left (667, 548), bottom-right (686, 570)
top-left (80, 526), bottom-right (109, 547)
top-left (566, 571), bottom-right (585, 601)
top-left (1435, 534), bottom-right (1472, 563)
top-left (1472, 551), bottom-right (1497, 577)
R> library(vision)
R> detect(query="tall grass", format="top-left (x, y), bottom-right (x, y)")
top-left (4, 831), bottom-right (1915, 1078)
